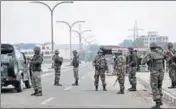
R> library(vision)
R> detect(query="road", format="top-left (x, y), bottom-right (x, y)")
top-left (1, 63), bottom-right (175, 108)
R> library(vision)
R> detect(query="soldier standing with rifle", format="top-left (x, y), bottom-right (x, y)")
top-left (127, 47), bottom-right (138, 91)
top-left (53, 50), bottom-right (63, 86)
top-left (72, 50), bottom-right (80, 86)
top-left (30, 46), bottom-right (43, 96)
top-left (142, 42), bottom-right (166, 109)
top-left (167, 42), bottom-right (176, 88)
top-left (93, 49), bottom-right (108, 91)
top-left (114, 50), bottom-right (126, 94)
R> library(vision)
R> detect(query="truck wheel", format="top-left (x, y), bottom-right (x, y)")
top-left (25, 79), bottom-right (31, 89)
top-left (15, 76), bottom-right (24, 92)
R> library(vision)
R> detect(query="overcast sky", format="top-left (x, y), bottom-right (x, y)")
top-left (1, 1), bottom-right (176, 45)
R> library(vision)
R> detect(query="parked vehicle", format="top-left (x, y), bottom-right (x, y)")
top-left (1, 44), bottom-right (31, 92)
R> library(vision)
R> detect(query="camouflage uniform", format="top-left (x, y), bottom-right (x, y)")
top-left (53, 50), bottom-right (63, 86)
top-left (93, 49), bottom-right (108, 91)
top-left (114, 51), bottom-right (126, 94)
top-left (72, 50), bottom-right (79, 86)
top-left (142, 42), bottom-right (166, 109)
top-left (167, 42), bottom-right (176, 88)
top-left (127, 47), bottom-right (138, 91)
top-left (30, 46), bottom-right (43, 96)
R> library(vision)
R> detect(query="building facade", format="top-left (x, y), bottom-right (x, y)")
top-left (136, 31), bottom-right (168, 48)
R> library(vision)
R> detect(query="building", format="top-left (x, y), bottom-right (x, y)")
top-left (135, 31), bottom-right (168, 48)
top-left (120, 39), bottom-right (133, 47)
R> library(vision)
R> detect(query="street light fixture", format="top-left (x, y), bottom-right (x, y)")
top-left (56, 20), bottom-right (85, 60)
top-left (71, 29), bottom-right (91, 53)
top-left (30, 1), bottom-right (73, 52)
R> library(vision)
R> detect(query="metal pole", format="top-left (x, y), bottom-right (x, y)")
top-left (51, 11), bottom-right (54, 52)
top-left (69, 28), bottom-right (72, 60)
top-left (56, 21), bottom-right (85, 60)
top-left (30, 1), bottom-right (73, 52)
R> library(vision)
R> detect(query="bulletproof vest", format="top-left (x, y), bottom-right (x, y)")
top-left (129, 52), bottom-right (137, 67)
top-left (72, 56), bottom-right (79, 67)
top-left (150, 51), bottom-right (164, 70)
top-left (54, 55), bottom-right (62, 66)
top-left (95, 56), bottom-right (106, 69)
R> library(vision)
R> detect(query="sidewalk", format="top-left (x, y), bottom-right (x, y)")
top-left (137, 72), bottom-right (176, 105)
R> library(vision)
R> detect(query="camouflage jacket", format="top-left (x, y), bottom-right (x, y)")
top-left (142, 49), bottom-right (166, 71)
top-left (114, 55), bottom-right (126, 71)
top-left (93, 55), bottom-right (108, 70)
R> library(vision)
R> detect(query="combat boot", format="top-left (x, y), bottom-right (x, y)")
top-left (31, 89), bottom-right (37, 96)
top-left (128, 84), bottom-right (136, 91)
top-left (168, 82), bottom-right (175, 89)
top-left (72, 80), bottom-right (78, 86)
top-left (103, 86), bottom-right (107, 91)
top-left (117, 90), bottom-right (124, 94)
top-left (151, 100), bottom-right (161, 109)
top-left (159, 100), bottom-right (163, 105)
top-left (35, 91), bottom-right (42, 96)
top-left (95, 86), bottom-right (98, 91)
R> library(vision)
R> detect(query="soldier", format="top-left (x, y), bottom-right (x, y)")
top-left (71, 50), bottom-right (79, 86)
top-left (141, 42), bottom-right (166, 109)
top-left (114, 50), bottom-right (126, 94)
top-left (167, 42), bottom-right (176, 88)
top-left (127, 47), bottom-right (138, 91)
top-left (93, 49), bottom-right (108, 91)
top-left (53, 50), bottom-right (63, 86)
top-left (113, 52), bottom-right (119, 75)
top-left (30, 46), bottom-right (43, 96)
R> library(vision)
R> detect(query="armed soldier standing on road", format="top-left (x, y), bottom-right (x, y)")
top-left (114, 50), bottom-right (126, 94)
top-left (30, 46), bottom-right (43, 96)
top-left (93, 49), bottom-right (108, 91)
top-left (72, 50), bottom-right (80, 86)
top-left (53, 50), bottom-right (63, 86)
top-left (167, 42), bottom-right (176, 88)
top-left (127, 47), bottom-right (138, 91)
top-left (142, 42), bottom-right (166, 109)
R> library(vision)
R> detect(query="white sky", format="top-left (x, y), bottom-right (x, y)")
top-left (1, 1), bottom-right (176, 45)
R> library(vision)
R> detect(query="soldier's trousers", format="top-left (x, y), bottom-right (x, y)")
top-left (54, 67), bottom-right (61, 84)
top-left (128, 67), bottom-right (137, 86)
top-left (169, 66), bottom-right (176, 84)
top-left (31, 71), bottom-right (42, 92)
top-left (73, 67), bottom-right (79, 81)
top-left (150, 70), bottom-right (164, 101)
top-left (94, 69), bottom-right (106, 86)
top-left (117, 69), bottom-right (125, 91)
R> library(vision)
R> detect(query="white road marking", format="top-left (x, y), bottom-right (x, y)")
top-left (40, 97), bottom-right (54, 105)
top-left (64, 86), bottom-right (72, 91)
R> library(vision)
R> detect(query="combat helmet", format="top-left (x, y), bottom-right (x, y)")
top-left (150, 42), bottom-right (158, 48)
top-left (55, 50), bottom-right (59, 54)
top-left (72, 50), bottom-right (78, 54)
top-left (33, 46), bottom-right (41, 54)
top-left (168, 42), bottom-right (173, 48)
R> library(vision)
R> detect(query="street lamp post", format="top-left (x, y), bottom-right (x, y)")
top-left (56, 21), bottom-right (85, 60)
top-left (30, 1), bottom-right (73, 52)
top-left (72, 30), bottom-right (91, 53)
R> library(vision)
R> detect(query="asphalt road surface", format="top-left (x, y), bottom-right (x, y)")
top-left (1, 63), bottom-right (175, 108)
